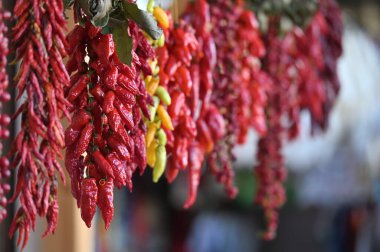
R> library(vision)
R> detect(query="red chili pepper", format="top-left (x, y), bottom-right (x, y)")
top-left (102, 66), bottom-right (118, 90)
top-left (64, 126), bottom-right (81, 147)
top-left (80, 178), bottom-right (98, 228)
top-left (107, 109), bottom-right (122, 133)
top-left (106, 153), bottom-right (127, 189)
top-left (103, 91), bottom-right (116, 114)
top-left (67, 75), bottom-right (89, 103)
top-left (183, 143), bottom-right (204, 209)
top-left (107, 135), bottom-right (130, 161)
top-left (70, 109), bottom-right (92, 130)
top-left (90, 34), bottom-right (115, 64)
top-left (76, 123), bottom-right (94, 156)
top-left (114, 86), bottom-right (136, 107)
top-left (175, 66), bottom-right (192, 96)
top-left (97, 178), bottom-right (114, 230)
top-left (168, 91), bottom-right (185, 118)
top-left (117, 74), bottom-right (139, 95)
top-left (114, 98), bottom-right (134, 131)
top-left (93, 150), bottom-right (114, 179)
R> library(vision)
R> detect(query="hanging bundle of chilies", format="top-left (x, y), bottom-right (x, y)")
top-left (7, 0), bottom-right (70, 247)
top-left (0, 0), bottom-right (10, 223)
top-left (0, 0), bottom-right (342, 247)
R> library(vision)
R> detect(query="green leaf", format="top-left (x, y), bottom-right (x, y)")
top-left (91, 12), bottom-right (110, 27)
top-left (112, 21), bottom-right (133, 66)
top-left (121, 1), bottom-right (162, 40)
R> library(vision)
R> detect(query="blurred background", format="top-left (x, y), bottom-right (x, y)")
top-left (1, 0), bottom-right (380, 251)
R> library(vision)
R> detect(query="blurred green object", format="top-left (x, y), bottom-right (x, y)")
top-left (248, 0), bottom-right (318, 32)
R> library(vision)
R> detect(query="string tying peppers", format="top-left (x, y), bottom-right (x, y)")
top-left (0, 0), bottom-right (10, 223)
top-left (8, 0), bottom-right (70, 247)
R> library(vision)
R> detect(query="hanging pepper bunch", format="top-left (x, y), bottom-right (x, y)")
top-left (143, 3), bottom-right (173, 183)
top-left (65, 8), bottom-right (156, 228)
top-left (0, 0), bottom-right (10, 223)
top-left (254, 17), bottom-right (289, 240)
top-left (7, 0), bottom-right (70, 247)
top-left (254, 0), bottom-right (342, 240)
top-left (148, 0), bottom-right (224, 208)
top-left (188, 0), bottom-right (266, 198)
top-left (293, 0), bottom-right (343, 131)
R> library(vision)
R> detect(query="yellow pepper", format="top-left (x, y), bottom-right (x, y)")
top-left (155, 86), bottom-right (171, 106)
top-left (147, 0), bottom-right (155, 13)
top-left (157, 105), bottom-right (174, 131)
top-left (153, 145), bottom-right (167, 183)
top-left (147, 78), bottom-right (160, 96)
top-left (147, 140), bottom-right (158, 167)
top-left (153, 7), bottom-right (170, 29)
top-left (148, 96), bottom-right (160, 122)
top-left (145, 123), bottom-right (157, 147)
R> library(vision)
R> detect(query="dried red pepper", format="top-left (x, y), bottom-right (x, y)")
top-left (8, 0), bottom-right (70, 246)
top-left (65, 4), bottom-right (156, 228)
top-left (0, 0), bottom-right (10, 223)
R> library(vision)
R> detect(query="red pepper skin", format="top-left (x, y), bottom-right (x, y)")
top-left (117, 74), bottom-right (139, 95)
top-left (107, 135), bottom-right (130, 161)
top-left (67, 75), bottom-right (89, 102)
top-left (174, 138), bottom-right (189, 170)
top-left (103, 91), bottom-right (115, 114)
top-left (196, 120), bottom-right (214, 153)
top-left (66, 25), bottom-right (86, 54)
top-left (175, 66), bottom-right (193, 96)
top-left (132, 131), bottom-right (147, 175)
top-left (90, 34), bottom-right (115, 64)
top-left (102, 66), bottom-right (118, 90)
top-left (168, 91), bottom-right (185, 119)
top-left (166, 158), bottom-right (179, 184)
top-left (71, 109), bottom-right (92, 130)
top-left (205, 107), bottom-right (226, 141)
top-left (64, 126), bottom-right (81, 147)
top-left (165, 56), bottom-right (181, 77)
top-left (156, 46), bottom-right (169, 69)
top-left (184, 143), bottom-right (204, 209)
top-left (90, 83), bottom-right (105, 103)
top-left (106, 153), bottom-right (127, 189)
top-left (80, 178), bottom-right (98, 228)
top-left (114, 86), bottom-right (136, 107)
top-left (76, 123), bottom-right (94, 156)
top-left (107, 109), bottom-right (122, 133)
top-left (97, 179), bottom-right (114, 230)
top-left (114, 99), bottom-right (134, 131)
top-left (179, 115), bottom-right (197, 139)
top-left (93, 150), bottom-right (114, 179)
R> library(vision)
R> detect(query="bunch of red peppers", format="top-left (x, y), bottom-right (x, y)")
top-left (65, 8), bottom-right (155, 228)
top-left (0, 0), bottom-right (343, 246)
top-left (0, 0), bottom-right (10, 223)
top-left (7, 0), bottom-right (70, 247)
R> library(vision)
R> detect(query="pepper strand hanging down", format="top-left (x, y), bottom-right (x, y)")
top-left (144, 2), bottom-right (173, 183)
top-left (294, 0), bottom-right (343, 132)
top-left (0, 0), bottom-right (11, 223)
top-left (8, 0), bottom-right (70, 248)
top-left (254, 17), bottom-right (289, 240)
top-left (153, 1), bottom-right (227, 208)
top-left (186, 0), bottom-right (266, 197)
top-left (65, 15), bottom-right (155, 229)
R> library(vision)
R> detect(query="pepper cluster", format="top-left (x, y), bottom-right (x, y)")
top-left (0, 0), bottom-right (10, 223)
top-left (199, 0), bottom-right (266, 198)
top-left (8, 0), bottom-right (70, 247)
top-left (65, 17), bottom-right (155, 229)
top-left (295, 0), bottom-right (343, 131)
top-left (144, 4), bottom-right (173, 183)
top-left (253, 0), bottom-right (342, 239)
